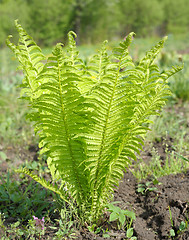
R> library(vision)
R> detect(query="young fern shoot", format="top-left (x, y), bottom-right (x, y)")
top-left (6, 20), bottom-right (182, 223)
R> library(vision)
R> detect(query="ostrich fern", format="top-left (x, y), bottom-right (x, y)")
top-left (7, 21), bottom-right (182, 223)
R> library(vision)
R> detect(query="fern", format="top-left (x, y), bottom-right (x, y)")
top-left (7, 21), bottom-right (182, 223)
top-left (15, 168), bottom-right (70, 204)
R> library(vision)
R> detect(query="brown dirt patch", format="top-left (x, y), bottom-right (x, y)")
top-left (115, 170), bottom-right (189, 240)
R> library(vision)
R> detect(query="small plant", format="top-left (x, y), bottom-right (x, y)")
top-left (50, 208), bottom-right (77, 239)
top-left (137, 178), bottom-right (161, 195)
top-left (0, 170), bottom-right (55, 220)
top-left (126, 228), bottom-right (137, 240)
top-left (0, 212), bottom-right (6, 236)
top-left (168, 206), bottom-right (189, 239)
top-left (33, 215), bottom-right (45, 230)
top-left (107, 202), bottom-right (136, 240)
top-left (0, 216), bottom-right (46, 240)
top-left (6, 20), bottom-right (182, 224)
top-left (87, 223), bottom-right (102, 234)
top-left (2, 221), bottom-right (25, 239)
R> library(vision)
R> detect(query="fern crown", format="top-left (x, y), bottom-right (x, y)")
top-left (6, 20), bottom-right (182, 222)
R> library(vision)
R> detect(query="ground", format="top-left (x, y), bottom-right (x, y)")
top-left (114, 170), bottom-right (189, 240)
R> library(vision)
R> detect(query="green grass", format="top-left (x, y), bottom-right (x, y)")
top-left (0, 170), bottom-right (56, 220)
top-left (0, 92), bottom-right (36, 148)
top-left (169, 62), bottom-right (189, 102)
top-left (131, 146), bottom-right (189, 181)
top-left (147, 103), bottom-right (189, 149)
top-left (0, 49), bottom-right (36, 149)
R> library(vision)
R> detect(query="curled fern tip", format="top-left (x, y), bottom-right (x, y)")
top-left (68, 31), bottom-right (77, 39)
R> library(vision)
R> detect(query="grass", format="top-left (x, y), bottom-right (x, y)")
top-left (0, 37), bottom-right (189, 238)
top-left (0, 93), bottom-right (35, 147)
top-left (0, 163), bottom-right (56, 220)
top-left (131, 146), bottom-right (189, 181)
top-left (147, 103), bottom-right (189, 149)
top-left (0, 175), bottom-right (53, 219)
top-left (169, 61), bottom-right (189, 102)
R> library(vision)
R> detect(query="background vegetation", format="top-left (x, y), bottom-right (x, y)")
top-left (0, 0), bottom-right (189, 47)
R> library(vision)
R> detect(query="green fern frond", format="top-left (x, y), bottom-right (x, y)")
top-left (6, 20), bottom-right (46, 100)
top-left (86, 33), bottom-right (181, 220)
top-left (140, 36), bottom-right (167, 66)
top-left (161, 64), bottom-right (184, 81)
top-left (32, 44), bottom-right (91, 205)
top-left (15, 168), bottom-right (70, 204)
top-left (86, 33), bottom-right (136, 218)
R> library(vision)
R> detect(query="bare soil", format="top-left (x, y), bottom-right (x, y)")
top-left (115, 170), bottom-right (189, 240)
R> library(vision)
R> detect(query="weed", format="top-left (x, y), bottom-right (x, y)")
top-left (168, 206), bottom-right (189, 239)
top-left (1, 221), bottom-right (25, 240)
top-left (0, 216), bottom-right (46, 240)
top-left (106, 202), bottom-right (137, 239)
top-left (49, 208), bottom-right (77, 239)
top-left (0, 212), bottom-right (6, 236)
top-left (0, 170), bottom-right (56, 220)
top-left (20, 159), bottom-right (50, 179)
top-left (137, 178), bottom-right (161, 195)
top-left (107, 202), bottom-right (136, 232)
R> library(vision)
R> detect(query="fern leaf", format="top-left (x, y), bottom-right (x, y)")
top-left (140, 36), bottom-right (167, 66)
top-left (15, 168), bottom-right (70, 204)
top-left (87, 33), bottom-right (182, 220)
top-left (86, 33), bottom-right (136, 218)
top-left (32, 43), bottom-right (91, 205)
top-left (6, 20), bottom-right (46, 100)
top-left (161, 65), bottom-right (184, 81)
